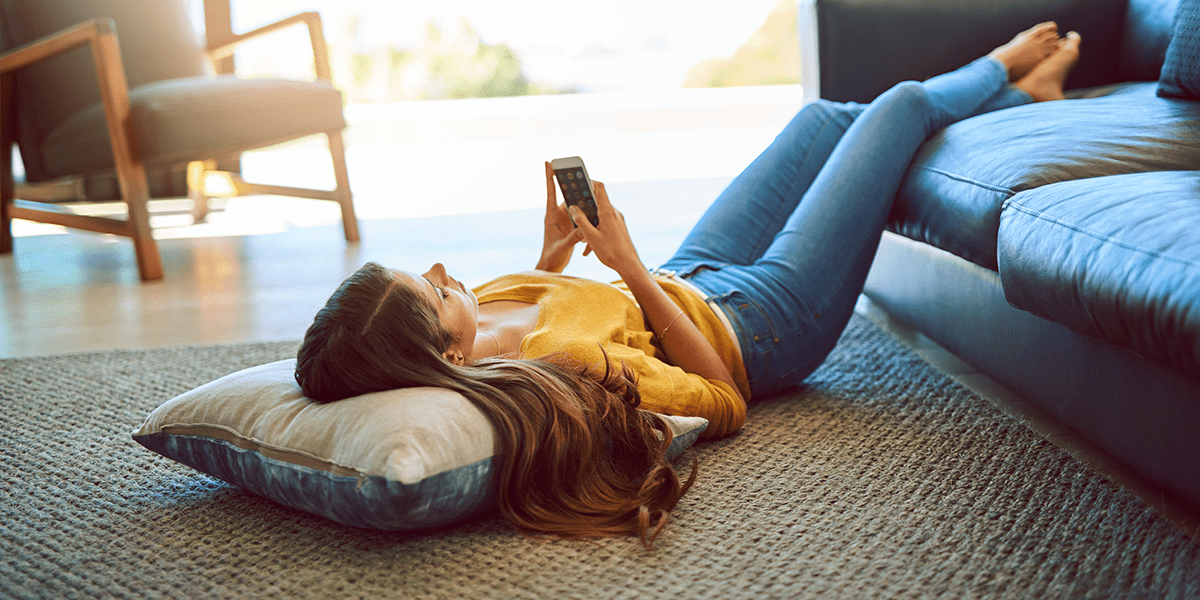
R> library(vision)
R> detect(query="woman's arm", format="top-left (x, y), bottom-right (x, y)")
top-left (536, 161), bottom-right (583, 273)
top-left (568, 182), bottom-right (746, 408)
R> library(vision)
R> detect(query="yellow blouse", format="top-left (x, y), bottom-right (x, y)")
top-left (473, 271), bottom-right (750, 439)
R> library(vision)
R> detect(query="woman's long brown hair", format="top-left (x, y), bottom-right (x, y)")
top-left (295, 262), bottom-right (696, 547)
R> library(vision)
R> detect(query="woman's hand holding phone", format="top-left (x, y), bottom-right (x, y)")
top-left (567, 179), bottom-right (646, 280)
top-left (536, 161), bottom-right (583, 273)
top-left (539, 155), bottom-right (646, 279)
top-left (571, 173), bottom-right (745, 407)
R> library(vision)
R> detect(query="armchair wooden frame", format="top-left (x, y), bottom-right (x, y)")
top-left (0, 9), bottom-right (358, 282)
top-left (192, 10), bottom-right (357, 238)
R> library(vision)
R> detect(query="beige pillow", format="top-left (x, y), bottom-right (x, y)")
top-left (133, 359), bottom-right (708, 530)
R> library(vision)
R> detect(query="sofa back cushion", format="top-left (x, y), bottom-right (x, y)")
top-left (815, 0), bottom-right (1129, 103)
top-left (1157, 0), bottom-right (1200, 98)
top-left (1119, 0), bottom-right (1181, 81)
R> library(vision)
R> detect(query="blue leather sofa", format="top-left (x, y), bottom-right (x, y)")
top-left (810, 0), bottom-right (1200, 511)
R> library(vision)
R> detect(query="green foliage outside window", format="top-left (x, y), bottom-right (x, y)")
top-left (335, 0), bottom-right (798, 102)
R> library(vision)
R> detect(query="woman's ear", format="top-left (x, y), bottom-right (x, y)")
top-left (442, 349), bottom-right (466, 366)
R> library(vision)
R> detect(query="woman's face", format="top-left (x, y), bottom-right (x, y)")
top-left (392, 263), bottom-right (478, 363)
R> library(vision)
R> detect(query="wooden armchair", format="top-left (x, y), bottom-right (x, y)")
top-left (0, 0), bottom-right (358, 281)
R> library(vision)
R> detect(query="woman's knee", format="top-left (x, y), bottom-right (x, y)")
top-left (880, 81), bottom-right (932, 109)
top-left (805, 99), bottom-right (864, 125)
top-left (874, 80), bottom-right (939, 132)
top-left (774, 99), bottom-right (862, 149)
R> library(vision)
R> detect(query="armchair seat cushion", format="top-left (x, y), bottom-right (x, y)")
top-left (891, 83), bottom-right (1200, 271)
top-left (39, 75), bottom-right (346, 179)
top-left (997, 171), bottom-right (1200, 381)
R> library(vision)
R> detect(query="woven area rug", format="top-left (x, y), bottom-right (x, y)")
top-left (2, 315), bottom-right (1197, 599)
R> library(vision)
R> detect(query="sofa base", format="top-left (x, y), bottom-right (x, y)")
top-left (864, 231), bottom-right (1200, 514)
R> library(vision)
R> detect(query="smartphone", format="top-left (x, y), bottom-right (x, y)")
top-left (550, 156), bottom-right (600, 227)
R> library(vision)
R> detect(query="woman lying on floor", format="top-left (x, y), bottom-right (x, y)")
top-left (295, 23), bottom-right (1081, 547)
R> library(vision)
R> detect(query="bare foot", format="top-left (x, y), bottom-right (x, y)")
top-left (989, 22), bottom-right (1061, 81)
top-left (1014, 31), bottom-right (1082, 102)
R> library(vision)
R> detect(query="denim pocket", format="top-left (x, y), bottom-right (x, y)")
top-left (712, 289), bottom-right (817, 396)
top-left (712, 290), bottom-right (779, 358)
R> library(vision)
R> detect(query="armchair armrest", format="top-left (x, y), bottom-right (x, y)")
top-left (0, 18), bottom-right (116, 74)
top-left (0, 16), bottom-right (157, 255)
top-left (0, 18), bottom-right (135, 169)
top-left (814, 0), bottom-right (1128, 103)
top-left (206, 12), bottom-right (333, 82)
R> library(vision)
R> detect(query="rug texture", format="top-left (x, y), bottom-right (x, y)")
top-left (1, 315), bottom-right (1197, 599)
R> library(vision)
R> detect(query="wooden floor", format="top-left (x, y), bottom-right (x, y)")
top-left (0, 177), bottom-right (730, 358)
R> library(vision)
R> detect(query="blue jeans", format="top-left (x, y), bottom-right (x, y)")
top-left (657, 57), bottom-right (1032, 398)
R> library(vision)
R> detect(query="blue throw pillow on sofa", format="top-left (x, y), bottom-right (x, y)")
top-left (1159, 0), bottom-right (1200, 98)
top-left (132, 359), bottom-right (708, 531)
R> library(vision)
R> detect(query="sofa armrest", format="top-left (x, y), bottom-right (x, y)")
top-left (814, 0), bottom-right (1130, 103)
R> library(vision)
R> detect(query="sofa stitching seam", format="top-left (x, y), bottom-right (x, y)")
top-left (1004, 201), bottom-right (1200, 270)
top-left (917, 166), bottom-right (1014, 195)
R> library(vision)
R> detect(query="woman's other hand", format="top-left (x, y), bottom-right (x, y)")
top-left (568, 180), bottom-right (645, 278)
top-left (536, 161), bottom-right (583, 273)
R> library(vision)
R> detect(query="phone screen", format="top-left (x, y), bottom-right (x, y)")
top-left (553, 163), bottom-right (600, 227)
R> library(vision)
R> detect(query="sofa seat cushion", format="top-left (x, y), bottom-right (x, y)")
top-left (891, 83), bottom-right (1200, 271)
top-left (39, 75), bottom-right (346, 180)
top-left (997, 171), bottom-right (1200, 382)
